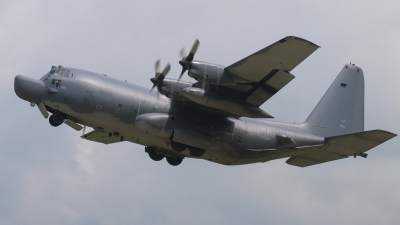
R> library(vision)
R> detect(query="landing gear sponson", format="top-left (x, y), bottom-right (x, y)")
top-left (170, 140), bottom-right (205, 157)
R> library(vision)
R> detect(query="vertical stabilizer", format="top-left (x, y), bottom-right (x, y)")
top-left (303, 64), bottom-right (364, 137)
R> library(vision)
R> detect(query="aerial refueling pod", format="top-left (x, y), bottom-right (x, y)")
top-left (182, 87), bottom-right (273, 118)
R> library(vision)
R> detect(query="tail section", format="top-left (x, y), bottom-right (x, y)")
top-left (303, 63), bottom-right (364, 137)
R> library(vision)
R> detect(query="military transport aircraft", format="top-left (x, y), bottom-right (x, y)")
top-left (14, 36), bottom-right (396, 166)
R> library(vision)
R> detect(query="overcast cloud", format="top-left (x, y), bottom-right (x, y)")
top-left (1, 1), bottom-right (400, 224)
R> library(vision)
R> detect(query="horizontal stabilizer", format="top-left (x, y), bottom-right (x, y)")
top-left (286, 129), bottom-right (396, 167)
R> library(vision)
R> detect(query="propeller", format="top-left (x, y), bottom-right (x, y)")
top-left (178, 39), bottom-right (200, 80)
top-left (149, 59), bottom-right (170, 93)
top-left (82, 125), bottom-right (86, 136)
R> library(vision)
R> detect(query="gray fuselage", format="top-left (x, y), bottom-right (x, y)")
top-left (36, 67), bottom-right (323, 165)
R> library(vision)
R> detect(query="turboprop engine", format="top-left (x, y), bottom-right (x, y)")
top-left (188, 61), bottom-right (238, 85)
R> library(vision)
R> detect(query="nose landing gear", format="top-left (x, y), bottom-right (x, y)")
top-left (49, 113), bottom-right (65, 127)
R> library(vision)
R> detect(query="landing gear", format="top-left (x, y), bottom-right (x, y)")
top-left (166, 156), bottom-right (183, 166)
top-left (49, 113), bottom-right (65, 127)
top-left (146, 147), bottom-right (164, 161)
top-left (170, 140), bottom-right (187, 152)
top-left (188, 146), bottom-right (206, 157)
top-left (145, 147), bottom-right (184, 166)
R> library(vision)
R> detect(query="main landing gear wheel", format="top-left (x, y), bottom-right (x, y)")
top-left (166, 156), bottom-right (183, 166)
top-left (49, 113), bottom-right (65, 127)
top-left (188, 146), bottom-right (205, 157)
top-left (146, 147), bottom-right (164, 161)
top-left (170, 140), bottom-right (187, 152)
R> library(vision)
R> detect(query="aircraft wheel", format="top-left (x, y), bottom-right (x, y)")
top-left (166, 156), bottom-right (183, 166)
top-left (146, 147), bottom-right (164, 161)
top-left (49, 114), bottom-right (65, 127)
top-left (170, 141), bottom-right (187, 152)
top-left (188, 146), bottom-right (205, 157)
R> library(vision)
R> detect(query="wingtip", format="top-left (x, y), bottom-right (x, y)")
top-left (284, 35), bottom-right (319, 47)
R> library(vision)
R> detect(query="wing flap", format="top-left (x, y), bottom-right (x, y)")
top-left (265, 70), bottom-right (295, 90)
top-left (245, 70), bottom-right (295, 106)
top-left (286, 129), bottom-right (396, 167)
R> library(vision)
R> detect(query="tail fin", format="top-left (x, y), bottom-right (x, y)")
top-left (303, 63), bottom-right (364, 137)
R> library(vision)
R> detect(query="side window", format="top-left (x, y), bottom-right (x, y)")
top-left (51, 79), bottom-right (62, 88)
top-left (64, 70), bottom-right (70, 77)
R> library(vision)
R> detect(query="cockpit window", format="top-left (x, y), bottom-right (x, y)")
top-left (48, 68), bottom-right (71, 78)
top-left (58, 69), bottom-right (65, 77)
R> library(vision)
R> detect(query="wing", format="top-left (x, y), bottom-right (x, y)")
top-left (222, 36), bottom-right (319, 106)
top-left (82, 130), bottom-right (122, 144)
top-left (286, 130), bottom-right (397, 167)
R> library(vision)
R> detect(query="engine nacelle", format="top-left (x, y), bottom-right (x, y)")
top-left (159, 79), bottom-right (192, 101)
top-left (189, 61), bottom-right (238, 85)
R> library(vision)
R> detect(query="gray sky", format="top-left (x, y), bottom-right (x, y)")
top-left (1, 0), bottom-right (400, 224)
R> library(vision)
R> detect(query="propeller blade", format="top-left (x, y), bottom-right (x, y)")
top-left (189, 39), bottom-right (199, 58)
top-left (149, 84), bottom-right (156, 94)
top-left (155, 59), bottom-right (161, 75)
top-left (160, 63), bottom-right (171, 78)
top-left (150, 61), bottom-right (170, 93)
top-left (185, 39), bottom-right (200, 62)
top-left (155, 63), bottom-right (170, 83)
top-left (179, 48), bottom-right (187, 60)
top-left (178, 39), bottom-right (200, 81)
top-left (178, 67), bottom-right (186, 81)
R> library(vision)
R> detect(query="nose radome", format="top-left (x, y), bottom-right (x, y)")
top-left (14, 75), bottom-right (45, 103)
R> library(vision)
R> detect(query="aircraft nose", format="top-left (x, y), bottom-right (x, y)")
top-left (14, 75), bottom-right (46, 103)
